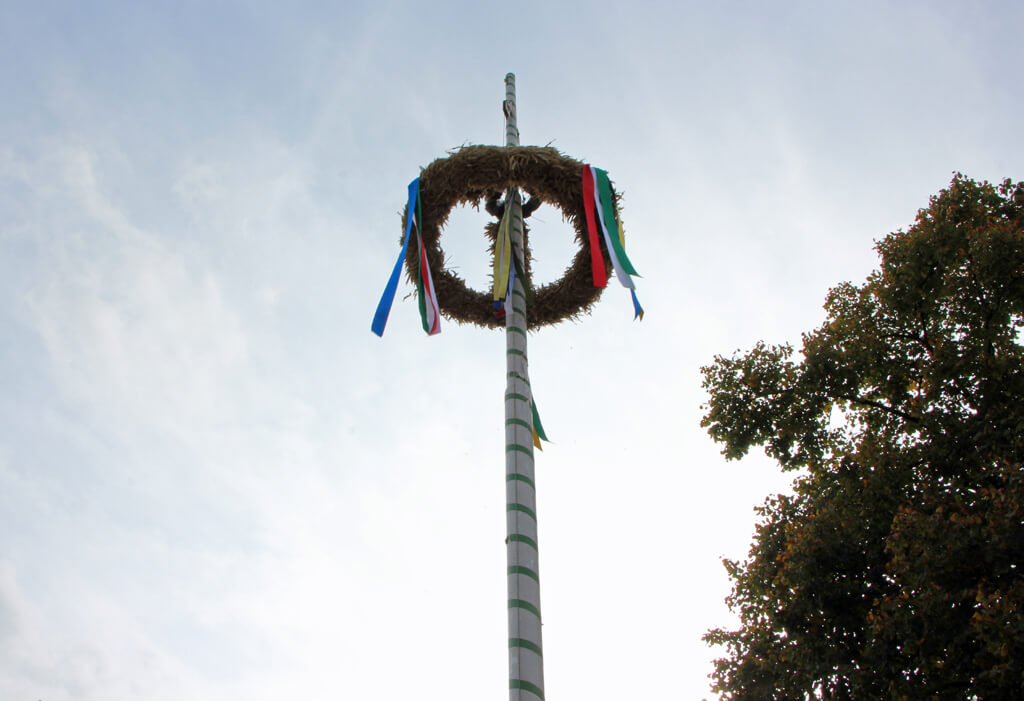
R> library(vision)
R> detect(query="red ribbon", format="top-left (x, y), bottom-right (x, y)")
top-left (582, 165), bottom-right (607, 288)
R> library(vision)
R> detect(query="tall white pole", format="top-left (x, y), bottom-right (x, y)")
top-left (503, 73), bottom-right (545, 701)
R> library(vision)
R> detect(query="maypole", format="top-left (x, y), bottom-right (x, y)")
top-left (501, 72), bottom-right (545, 701)
top-left (371, 73), bottom-right (644, 701)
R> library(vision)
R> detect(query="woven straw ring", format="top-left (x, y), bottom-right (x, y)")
top-left (402, 145), bottom-right (616, 329)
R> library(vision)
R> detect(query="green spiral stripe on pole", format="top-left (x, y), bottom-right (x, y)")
top-left (508, 533), bottom-right (537, 549)
top-left (509, 598), bottom-right (541, 617)
top-left (509, 638), bottom-right (543, 656)
top-left (508, 565), bottom-right (539, 582)
top-left (507, 473), bottom-right (535, 489)
top-left (510, 679), bottom-right (545, 700)
top-left (507, 503), bottom-right (536, 519)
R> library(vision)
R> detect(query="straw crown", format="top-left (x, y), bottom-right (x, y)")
top-left (402, 145), bottom-right (617, 329)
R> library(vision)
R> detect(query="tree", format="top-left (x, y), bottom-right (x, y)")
top-left (701, 174), bottom-right (1024, 700)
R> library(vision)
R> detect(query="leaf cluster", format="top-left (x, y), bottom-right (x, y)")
top-left (702, 175), bottom-right (1024, 699)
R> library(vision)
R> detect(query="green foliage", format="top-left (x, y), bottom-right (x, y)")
top-left (702, 175), bottom-right (1024, 699)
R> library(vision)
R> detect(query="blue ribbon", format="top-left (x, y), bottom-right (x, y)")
top-left (507, 253), bottom-right (516, 300)
top-left (371, 178), bottom-right (419, 337)
top-left (631, 289), bottom-right (644, 321)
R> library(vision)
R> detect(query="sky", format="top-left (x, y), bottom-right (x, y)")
top-left (1, 1), bottom-right (1022, 699)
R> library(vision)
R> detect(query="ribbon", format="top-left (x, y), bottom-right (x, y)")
top-left (592, 168), bottom-right (639, 285)
top-left (531, 397), bottom-right (548, 450)
top-left (493, 190), bottom-right (536, 307)
top-left (371, 178), bottom-right (421, 337)
top-left (494, 253), bottom-right (516, 318)
top-left (492, 190), bottom-right (514, 301)
top-left (582, 166), bottom-right (645, 320)
top-left (581, 166), bottom-right (608, 288)
top-left (511, 238), bottom-right (535, 305)
top-left (630, 289), bottom-right (644, 321)
top-left (617, 213), bottom-right (644, 320)
top-left (413, 189), bottom-right (441, 335)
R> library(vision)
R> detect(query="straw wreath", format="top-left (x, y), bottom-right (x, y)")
top-left (402, 145), bottom-right (616, 329)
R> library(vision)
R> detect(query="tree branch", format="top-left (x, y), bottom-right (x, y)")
top-left (836, 393), bottom-right (922, 424)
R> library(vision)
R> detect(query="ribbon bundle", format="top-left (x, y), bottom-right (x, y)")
top-left (492, 189), bottom-right (514, 305)
top-left (582, 165), bottom-right (644, 320)
top-left (371, 178), bottom-right (440, 337)
top-left (490, 189), bottom-right (535, 317)
top-left (491, 189), bottom-right (514, 318)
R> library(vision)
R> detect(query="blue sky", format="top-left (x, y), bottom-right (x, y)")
top-left (2, 1), bottom-right (1022, 699)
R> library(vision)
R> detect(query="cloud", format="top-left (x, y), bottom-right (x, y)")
top-left (0, 131), bottom-right (455, 699)
top-left (0, 557), bottom-right (202, 701)
top-left (24, 142), bottom-right (244, 428)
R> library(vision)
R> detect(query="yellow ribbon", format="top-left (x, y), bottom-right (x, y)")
top-left (492, 191), bottom-right (513, 301)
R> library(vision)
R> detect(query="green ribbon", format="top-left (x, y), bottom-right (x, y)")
top-left (531, 399), bottom-right (548, 443)
top-left (595, 168), bottom-right (638, 276)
